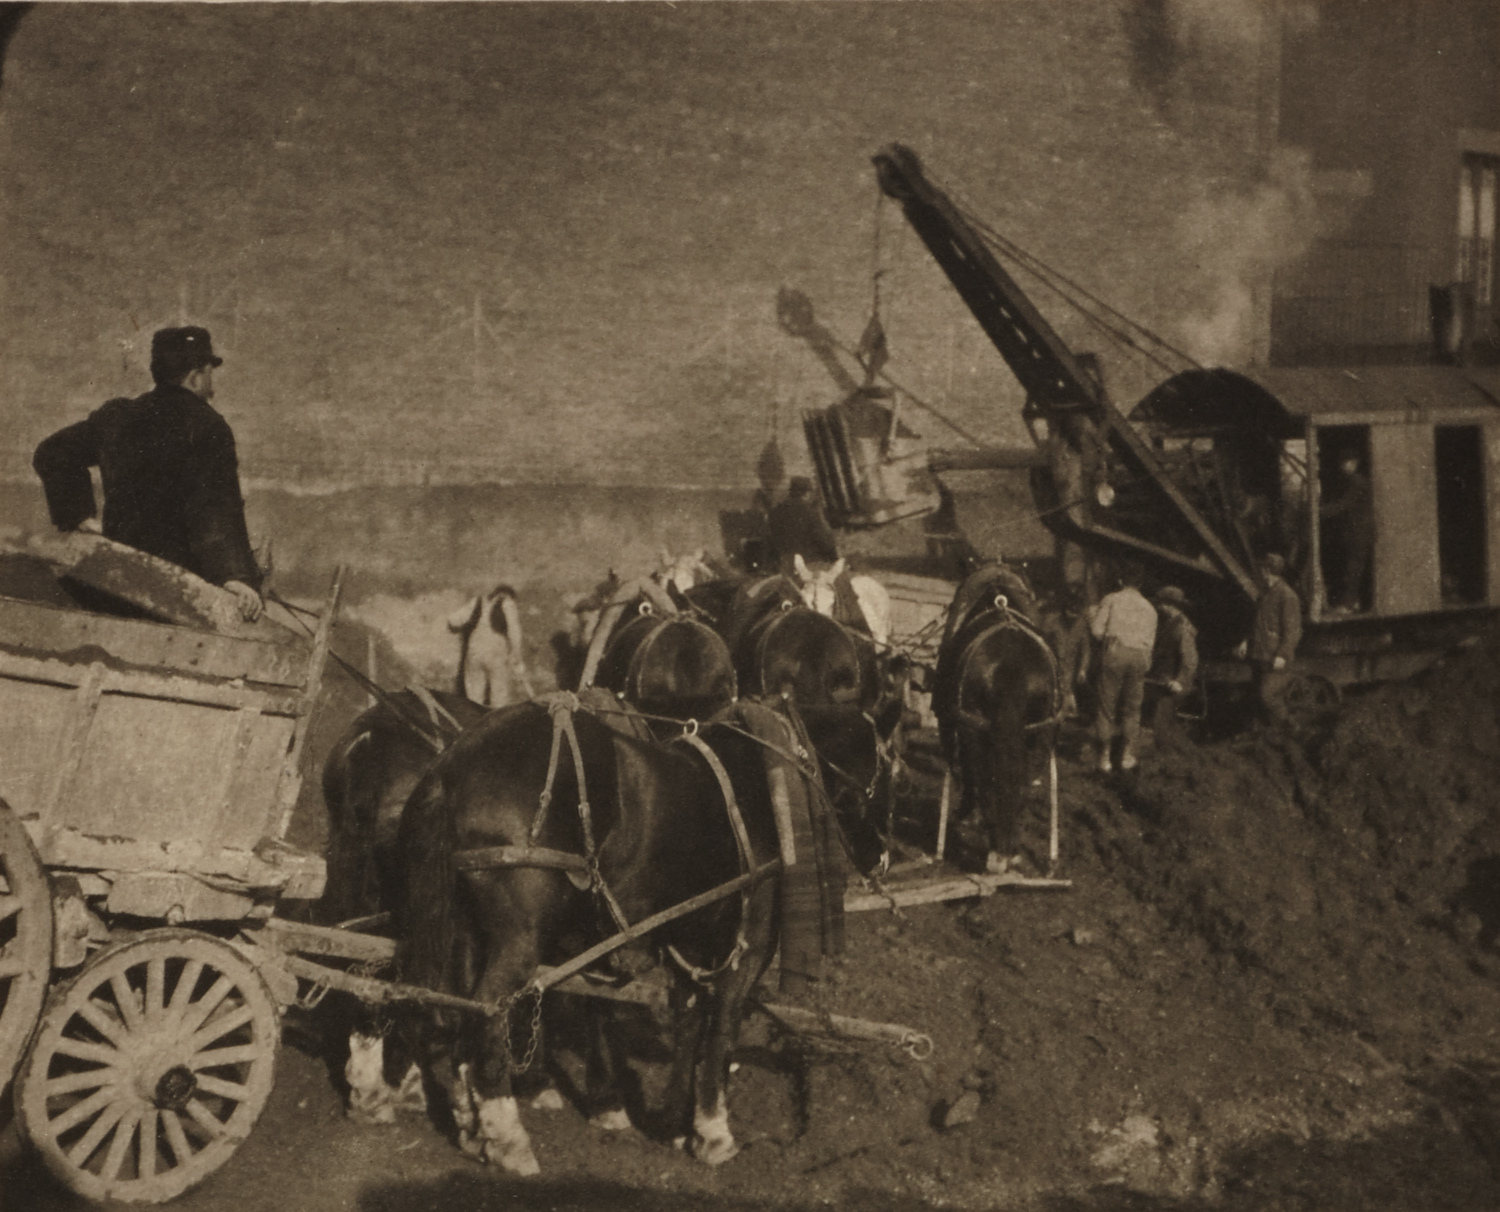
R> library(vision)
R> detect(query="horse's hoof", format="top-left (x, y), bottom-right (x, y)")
top-left (694, 1133), bottom-right (741, 1166)
top-left (346, 1100), bottom-right (397, 1126)
top-left (393, 1064), bottom-right (428, 1115)
top-left (589, 1107), bottom-right (632, 1132)
top-left (530, 1088), bottom-right (566, 1112)
top-left (483, 1138), bottom-right (542, 1176)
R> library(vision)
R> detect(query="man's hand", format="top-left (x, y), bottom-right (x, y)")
top-left (1272, 656), bottom-right (1287, 672)
top-left (75, 517), bottom-right (103, 535)
top-left (1234, 641), bottom-right (1248, 660)
top-left (224, 580), bottom-right (263, 622)
top-left (1167, 680), bottom-right (1183, 695)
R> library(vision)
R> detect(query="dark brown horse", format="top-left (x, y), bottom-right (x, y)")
top-left (931, 572), bottom-right (1059, 875)
top-left (368, 695), bottom-right (875, 1172)
top-left (321, 686), bottom-right (486, 926)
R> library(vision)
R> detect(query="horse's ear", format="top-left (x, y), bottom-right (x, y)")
top-left (793, 553), bottom-right (809, 581)
top-left (831, 558), bottom-right (847, 579)
top-left (658, 547), bottom-right (672, 569)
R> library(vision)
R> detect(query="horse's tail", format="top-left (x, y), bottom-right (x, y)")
top-left (319, 724), bottom-right (374, 925)
top-left (394, 770), bottom-right (459, 992)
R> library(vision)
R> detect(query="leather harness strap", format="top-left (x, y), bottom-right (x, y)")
top-left (953, 599), bottom-right (1065, 735)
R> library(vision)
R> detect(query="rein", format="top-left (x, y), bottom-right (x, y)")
top-left (452, 691), bottom-right (798, 991)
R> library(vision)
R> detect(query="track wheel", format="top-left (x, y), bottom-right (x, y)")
top-left (16, 929), bottom-right (280, 1203)
top-left (0, 801), bottom-right (53, 1091)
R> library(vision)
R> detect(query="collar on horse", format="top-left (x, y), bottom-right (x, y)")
top-left (951, 600), bottom-right (1065, 735)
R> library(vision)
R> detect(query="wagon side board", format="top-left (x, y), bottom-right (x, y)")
top-left (0, 590), bottom-right (333, 910)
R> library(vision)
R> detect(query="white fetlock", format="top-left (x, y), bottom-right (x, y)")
top-left (345, 1033), bottom-right (395, 1124)
top-left (477, 1095), bottom-right (541, 1176)
top-left (530, 1087), bottom-right (566, 1112)
top-left (393, 1063), bottom-right (427, 1115)
top-left (692, 1094), bottom-right (739, 1166)
top-left (589, 1107), bottom-right (631, 1132)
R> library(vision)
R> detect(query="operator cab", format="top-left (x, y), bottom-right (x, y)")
top-left (1138, 365), bottom-right (1500, 625)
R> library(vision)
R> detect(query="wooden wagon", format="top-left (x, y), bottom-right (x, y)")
top-left (0, 551), bottom-right (342, 1203)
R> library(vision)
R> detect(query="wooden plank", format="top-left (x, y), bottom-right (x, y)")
top-left (258, 918), bottom-right (398, 966)
top-left (40, 662), bottom-right (106, 831)
top-left (37, 826), bottom-right (323, 893)
top-left (0, 595), bottom-right (307, 687)
top-left (844, 871), bottom-right (1071, 913)
top-left (272, 568), bottom-right (343, 838)
top-left (0, 650), bottom-right (303, 715)
top-left (538, 966), bottom-right (932, 1055)
top-left (55, 695), bottom-right (293, 853)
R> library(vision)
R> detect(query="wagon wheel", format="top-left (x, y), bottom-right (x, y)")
top-left (1283, 672), bottom-right (1341, 733)
top-left (0, 801), bottom-right (52, 1092)
top-left (15, 929), bottom-right (280, 1204)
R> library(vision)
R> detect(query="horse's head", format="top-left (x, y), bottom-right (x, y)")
top-left (792, 554), bottom-right (846, 618)
top-left (797, 702), bottom-right (902, 877)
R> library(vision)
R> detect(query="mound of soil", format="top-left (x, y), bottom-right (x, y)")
top-left (589, 624), bottom-right (1500, 1209)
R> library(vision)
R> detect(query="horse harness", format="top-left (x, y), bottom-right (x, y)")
top-left (451, 690), bottom-right (798, 992)
top-left (949, 595), bottom-right (1065, 736)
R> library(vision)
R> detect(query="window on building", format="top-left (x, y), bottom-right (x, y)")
top-left (1457, 155), bottom-right (1498, 307)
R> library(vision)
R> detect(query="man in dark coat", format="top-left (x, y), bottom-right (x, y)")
top-left (33, 326), bottom-right (264, 620)
top-left (1245, 552), bottom-right (1303, 726)
top-left (767, 476), bottom-right (840, 574)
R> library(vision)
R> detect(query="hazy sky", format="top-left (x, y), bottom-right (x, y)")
top-left (0, 2), bottom-right (1274, 489)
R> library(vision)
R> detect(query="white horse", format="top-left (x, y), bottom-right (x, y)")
top-left (446, 584), bottom-right (534, 707)
top-left (791, 554), bottom-right (892, 648)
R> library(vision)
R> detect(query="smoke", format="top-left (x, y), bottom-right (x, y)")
top-left (1174, 147), bottom-right (1320, 367)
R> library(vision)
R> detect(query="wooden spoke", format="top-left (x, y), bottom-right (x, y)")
top-left (165, 959), bottom-right (205, 1024)
top-left (161, 1107), bottom-right (193, 1165)
top-left (138, 1110), bottom-right (159, 1180)
top-left (192, 1073), bottom-right (249, 1101)
top-left (178, 976), bottom-right (234, 1036)
top-left (17, 930), bottom-right (280, 1203)
top-left (183, 1099), bottom-right (228, 1141)
top-left (190, 1043), bottom-right (262, 1068)
top-left (65, 1100), bottom-right (127, 1167)
top-left (52, 1037), bottom-right (122, 1067)
top-left (76, 997), bottom-right (130, 1047)
top-left (110, 972), bottom-right (146, 1033)
top-left (188, 1003), bottom-right (255, 1053)
top-left (46, 1066), bottom-right (119, 1097)
top-left (101, 1109), bottom-right (143, 1181)
top-left (145, 957), bottom-right (166, 1021)
top-left (49, 1085), bottom-right (119, 1137)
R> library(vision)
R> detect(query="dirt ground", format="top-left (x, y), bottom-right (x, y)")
top-left (7, 624), bottom-right (1500, 1211)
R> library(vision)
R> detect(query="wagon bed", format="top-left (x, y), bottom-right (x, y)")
top-left (0, 559), bottom-right (340, 1203)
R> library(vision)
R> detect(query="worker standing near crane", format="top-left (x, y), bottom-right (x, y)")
top-left (1089, 563), bottom-right (1157, 773)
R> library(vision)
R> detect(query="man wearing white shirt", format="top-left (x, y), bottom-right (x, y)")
top-left (1090, 563), bottom-right (1158, 773)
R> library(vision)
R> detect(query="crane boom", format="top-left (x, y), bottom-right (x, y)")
top-left (872, 143), bottom-right (1260, 603)
top-left (872, 143), bottom-right (1104, 420)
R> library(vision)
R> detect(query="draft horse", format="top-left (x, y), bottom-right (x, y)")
top-left (931, 566), bottom-right (1061, 875)
top-left (580, 577), bottom-right (737, 729)
top-left (369, 693), bottom-right (870, 1173)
